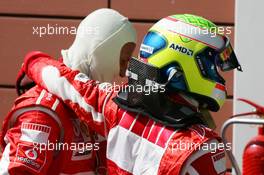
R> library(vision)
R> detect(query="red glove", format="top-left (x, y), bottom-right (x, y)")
top-left (16, 51), bottom-right (52, 95)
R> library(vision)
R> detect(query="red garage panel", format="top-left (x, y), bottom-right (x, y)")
top-left (222, 26), bottom-right (234, 45)
top-left (211, 99), bottom-right (233, 168)
top-left (220, 71), bottom-right (234, 97)
top-left (0, 0), bottom-right (107, 17)
top-left (112, 0), bottom-right (234, 23)
top-left (0, 18), bottom-right (149, 86)
top-left (211, 99), bottom-right (233, 140)
top-left (0, 88), bottom-right (17, 127)
top-left (0, 17), bottom-right (80, 85)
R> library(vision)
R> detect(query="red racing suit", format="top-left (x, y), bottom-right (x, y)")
top-left (0, 85), bottom-right (107, 174)
top-left (21, 52), bottom-right (227, 175)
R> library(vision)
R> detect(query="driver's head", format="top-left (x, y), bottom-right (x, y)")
top-left (62, 8), bottom-right (136, 83)
top-left (138, 14), bottom-right (241, 112)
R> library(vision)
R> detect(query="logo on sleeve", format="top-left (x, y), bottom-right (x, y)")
top-left (212, 151), bottom-right (226, 174)
top-left (14, 144), bottom-right (46, 172)
top-left (25, 149), bottom-right (38, 160)
top-left (19, 122), bottom-right (51, 144)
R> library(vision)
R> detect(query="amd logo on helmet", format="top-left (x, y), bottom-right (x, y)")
top-left (169, 43), bottom-right (194, 57)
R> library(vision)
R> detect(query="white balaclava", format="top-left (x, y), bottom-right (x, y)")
top-left (61, 8), bottom-right (137, 83)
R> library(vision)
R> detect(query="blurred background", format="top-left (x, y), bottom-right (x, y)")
top-left (0, 0), bottom-right (256, 173)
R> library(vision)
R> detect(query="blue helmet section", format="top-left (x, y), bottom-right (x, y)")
top-left (140, 31), bottom-right (188, 92)
top-left (140, 31), bottom-right (167, 59)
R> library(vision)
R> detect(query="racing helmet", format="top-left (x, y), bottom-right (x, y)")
top-left (139, 14), bottom-right (242, 112)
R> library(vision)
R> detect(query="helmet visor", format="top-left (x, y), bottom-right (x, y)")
top-left (196, 48), bottom-right (225, 85)
top-left (216, 37), bottom-right (242, 72)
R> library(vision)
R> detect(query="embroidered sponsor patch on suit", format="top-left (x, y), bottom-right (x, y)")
top-left (20, 122), bottom-right (51, 144)
top-left (14, 144), bottom-right (46, 172)
top-left (212, 151), bottom-right (226, 174)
